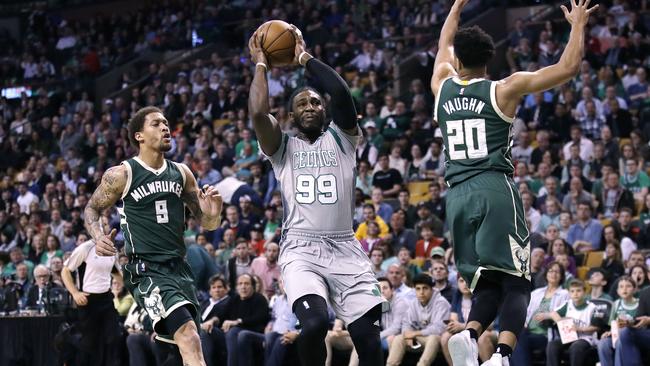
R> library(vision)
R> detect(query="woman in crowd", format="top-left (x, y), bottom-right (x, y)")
top-left (544, 238), bottom-right (577, 276)
top-left (41, 234), bottom-right (63, 267)
top-left (112, 276), bottom-right (134, 318)
top-left (512, 262), bottom-right (569, 365)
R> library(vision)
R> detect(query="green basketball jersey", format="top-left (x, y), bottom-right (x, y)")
top-left (434, 77), bottom-right (515, 186)
top-left (118, 157), bottom-right (186, 262)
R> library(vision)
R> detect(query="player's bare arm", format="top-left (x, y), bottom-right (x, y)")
top-left (248, 31), bottom-right (283, 156)
top-left (289, 26), bottom-right (358, 136)
top-left (496, 0), bottom-right (598, 116)
top-left (179, 163), bottom-right (223, 231)
top-left (85, 165), bottom-right (126, 256)
top-left (430, 0), bottom-right (467, 96)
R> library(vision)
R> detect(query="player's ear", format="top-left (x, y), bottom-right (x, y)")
top-left (135, 131), bottom-right (144, 144)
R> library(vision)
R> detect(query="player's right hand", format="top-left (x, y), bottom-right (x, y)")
top-left (561, 0), bottom-right (599, 27)
top-left (248, 32), bottom-right (268, 66)
top-left (72, 291), bottom-right (89, 306)
top-left (96, 228), bottom-right (117, 256)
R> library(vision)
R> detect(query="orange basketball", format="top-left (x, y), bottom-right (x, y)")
top-left (256, 20), bottom-right (296, 67)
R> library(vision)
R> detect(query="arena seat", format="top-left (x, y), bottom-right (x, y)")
top-left (584, 251), bottom-right (604, 268)
top-left (408, 181), bottom-right (432, 205)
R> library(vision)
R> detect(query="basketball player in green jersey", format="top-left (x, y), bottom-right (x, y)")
top-left (84, 106), bottom-right (223, 366)
top-left (433, 1), bottom-right (598, 365)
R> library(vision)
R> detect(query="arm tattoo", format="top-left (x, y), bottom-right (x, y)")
top-left (182, 189), bottom-right (203, 221)
top-left (84, 166), bottom-right (126, 240)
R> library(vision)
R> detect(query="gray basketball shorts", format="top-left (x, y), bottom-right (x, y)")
top-left (279, 230), bottom-right (388, 325)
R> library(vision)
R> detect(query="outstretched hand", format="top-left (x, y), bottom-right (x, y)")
top-left (561, 0), bottom-right (599, 27)
top-left (248, 31), bottom-right (267, 66)
top-left (199, 184), bottom-right (223, 218)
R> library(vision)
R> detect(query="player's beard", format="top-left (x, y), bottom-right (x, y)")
top-left (158, 141), bottom-right (172, 152)
top-left (295, 113), bottom-right (324, 141)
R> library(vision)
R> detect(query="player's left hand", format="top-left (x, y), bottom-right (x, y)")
top-left (289, 24), bottom-right (308, 66)
top-left (199, 184), bottom-right (223, 218)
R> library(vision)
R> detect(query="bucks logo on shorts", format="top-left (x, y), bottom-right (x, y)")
top-left (144, 286), bottom-right (165, 318)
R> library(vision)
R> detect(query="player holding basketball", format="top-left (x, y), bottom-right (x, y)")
top-left (85, 106), bottom-right (223, 366)
top-left (248, 27), bottom-right (386, 366)
top-left (433, 1), bottom-right (598, 365)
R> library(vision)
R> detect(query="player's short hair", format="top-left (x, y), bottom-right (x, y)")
top-left (288, 86), bottom-right (322, 113)
top-left (568, 279), bottom-right (585, 290)
top-left (209, 275), bottom-right (227, 288)
top-left (453, 26), bottom-right (495, 69)
top-left (377, 276), bottom-right (392, 289)
top-left (128, 106), bottom-right (163, 148)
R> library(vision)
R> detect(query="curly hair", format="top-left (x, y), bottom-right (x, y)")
top-left (453, 26), bottom-right (495, 69)
top-left (127, 106), bottom-right (163, 148)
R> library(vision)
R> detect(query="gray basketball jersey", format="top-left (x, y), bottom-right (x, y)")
top-left (263, 123), bottom-right (361, 234)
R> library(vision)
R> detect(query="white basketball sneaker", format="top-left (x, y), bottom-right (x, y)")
top-left (448, 330), bottom-right (479, 366)
top-left (480, 353), bottom-right (510, 366)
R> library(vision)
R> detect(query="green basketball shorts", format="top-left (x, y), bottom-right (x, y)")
top-left (446, 171), bottom-right (531, 291)
top-left (123, 258), bottom-right (200, 344)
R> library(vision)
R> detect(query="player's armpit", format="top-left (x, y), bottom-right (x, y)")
top-left (84, 165), bottom-right (127, 239)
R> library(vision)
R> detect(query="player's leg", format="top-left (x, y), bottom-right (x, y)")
top-left (167, 305), bottom-right (206, 366)
top-left (293, 294), bottom-right (330, 366)
top-left (475, 175), bottom-right (531, 365)
top-left (347, 304), bottom-right (383, 366)
top-left (446, 183), bottom-right (481, 366)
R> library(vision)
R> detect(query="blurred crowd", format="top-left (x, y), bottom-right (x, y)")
top-left (0, 0), bottom-right (649, 365)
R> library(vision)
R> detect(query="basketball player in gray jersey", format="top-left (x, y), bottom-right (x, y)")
top-left (249, 27), bottom-right (386, 366)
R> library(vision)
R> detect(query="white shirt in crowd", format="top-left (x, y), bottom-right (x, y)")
top-left (64, 240), bottom-right (119, 294)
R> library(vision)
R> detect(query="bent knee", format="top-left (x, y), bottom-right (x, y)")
top-left (174, 321), bottom-right (201, 345)
top-left (301, 315), bottom-right (329, 339)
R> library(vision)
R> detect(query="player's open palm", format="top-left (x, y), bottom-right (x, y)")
top-left (199, 184), bottom-right (223, 218)
top-left (561, 0), bottom-right (599, 27)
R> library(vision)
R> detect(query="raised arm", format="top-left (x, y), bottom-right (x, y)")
top-left (498, 0), bottom-right (598, 106)
top-left (179, 163), bottom-right (222, 231)
top-left (85, 165), bottom-right (126, 256)
top-left (430, 0), bottom-right (468, 96)
top-left (248, 32), bottom-right (283, 156)
top-left (290, 27), bottom-right (358, 135)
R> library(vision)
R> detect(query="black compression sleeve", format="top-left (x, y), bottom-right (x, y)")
top-left (305, 58), bottom-right (358, 131)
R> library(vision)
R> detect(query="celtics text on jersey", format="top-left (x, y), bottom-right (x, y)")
top-left (118, 157), bottom-right (187, 262)
top-left (434, 77), bottom-right (515, 186)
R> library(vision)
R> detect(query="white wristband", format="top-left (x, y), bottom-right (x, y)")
top-left (298, 51), bottom-right (310, 66)
top-left (255, 62), bottom-right (267, 71)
